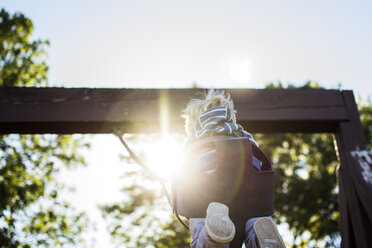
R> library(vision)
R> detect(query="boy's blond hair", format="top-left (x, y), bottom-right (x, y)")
top-left (182, 90), bottom-right (237, 136)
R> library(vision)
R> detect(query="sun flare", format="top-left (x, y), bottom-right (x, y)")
top-left (145, 134), bottom-right (185, 180)
top-left (229, 59), bottom-right (251, 84)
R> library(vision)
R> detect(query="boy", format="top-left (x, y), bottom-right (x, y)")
top-left (182, 90), bottom-right (286, 248)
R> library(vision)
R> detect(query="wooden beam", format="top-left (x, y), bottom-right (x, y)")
top-left (0, 87), bottom-right (349, 134)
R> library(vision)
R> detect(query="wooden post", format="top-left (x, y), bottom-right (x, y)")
top-left (335, 91), bottom-right (372, 248)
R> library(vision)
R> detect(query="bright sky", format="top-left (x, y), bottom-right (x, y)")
top-left (2, 0), bottom-right (372, 96)
top-left (2, 0), bottom-right (372, 247)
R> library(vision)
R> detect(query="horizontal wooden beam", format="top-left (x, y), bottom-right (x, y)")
top-left (0, 87), bottom-right (350, 134)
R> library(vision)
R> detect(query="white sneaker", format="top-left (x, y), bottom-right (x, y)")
top-left (204, 202), bottom-right (235, 243)
top-left (254, 217), bottom-right (287, 248)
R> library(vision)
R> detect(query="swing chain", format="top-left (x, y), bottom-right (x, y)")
top-left (112, 130), bottom-right (173, 207)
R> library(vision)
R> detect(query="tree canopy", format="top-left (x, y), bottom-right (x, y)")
top-left (0, 8), bottom-right (88, 247)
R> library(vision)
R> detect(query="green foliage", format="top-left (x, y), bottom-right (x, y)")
top-left (0, 8), bottom-right (88, 247)
top-left (0, 9), bottom-right (49, 87)
top-left (256, 132), bottom-right (339, 247)
top-left (102, 82), bottom-right (371, 248)
top-left (101, 180), bottom-right (191, 248)
top-left (357, 96), bottom-right (372, 150)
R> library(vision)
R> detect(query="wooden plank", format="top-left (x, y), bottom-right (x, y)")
top-left (0, 87), bottom-right (349, 134)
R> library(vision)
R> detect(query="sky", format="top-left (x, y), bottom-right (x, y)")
top-left (2, 0), bottom-right (372, 97)
top-left (2, 0), bottom-right (372, 247)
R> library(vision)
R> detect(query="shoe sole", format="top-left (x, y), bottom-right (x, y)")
top-left (205, 202), bottom-right (235, 243)
top-left (254, 217), bottom-right (286, 248)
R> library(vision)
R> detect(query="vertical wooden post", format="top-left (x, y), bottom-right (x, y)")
top-left (335, 91), bottom-right (372, 248)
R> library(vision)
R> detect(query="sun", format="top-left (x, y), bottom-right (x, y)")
top-left (229, 59), bottom-right (252, 84)
top-left (145, 134), bottom-right (185, 180)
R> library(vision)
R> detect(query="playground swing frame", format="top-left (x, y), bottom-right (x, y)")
top-left (0, 87), bottom-right (371, 248)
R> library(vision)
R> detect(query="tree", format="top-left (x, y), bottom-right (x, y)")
top-left (0, 9), bottom-right (88, 247)
top-left (102, 82), bottom-right (371, 247)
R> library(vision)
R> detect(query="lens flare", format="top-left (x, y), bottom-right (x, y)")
top-left (145, 134), bottom-right (184, 180)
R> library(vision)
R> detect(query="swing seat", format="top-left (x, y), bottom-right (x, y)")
top-left (172, 136), bottom-right (274, 247)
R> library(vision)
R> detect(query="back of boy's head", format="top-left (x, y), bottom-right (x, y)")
top-left (182, 89), bottom-right (236, 136)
